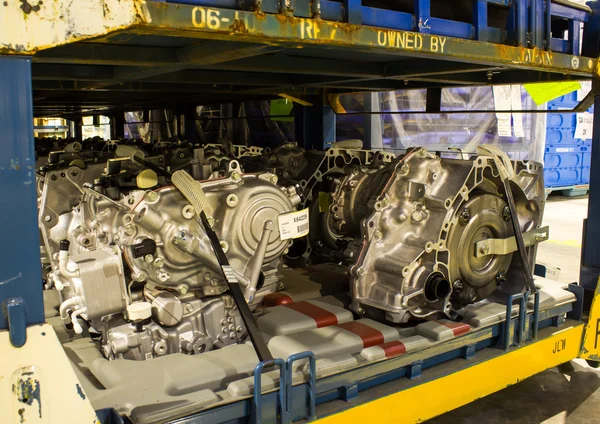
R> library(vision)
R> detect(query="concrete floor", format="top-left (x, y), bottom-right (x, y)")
top-left (429, 195), bottom-right (600, 424)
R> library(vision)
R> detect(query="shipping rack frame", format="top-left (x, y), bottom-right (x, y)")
top-left (3, 0), bottom-right (600, 423)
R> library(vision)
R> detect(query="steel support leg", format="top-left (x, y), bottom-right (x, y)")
top-left (0, 56), bottom-right (44, 346)
top-left (364, 92), bottom-right (382, 149)
top-left (581, 83), bottom-right (600, 301)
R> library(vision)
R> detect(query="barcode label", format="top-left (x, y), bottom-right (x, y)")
top-left (278, 208), bottom-right (310, 240)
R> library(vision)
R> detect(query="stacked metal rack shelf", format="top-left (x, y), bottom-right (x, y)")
top-left (3, 1), bottom-right (600, 423)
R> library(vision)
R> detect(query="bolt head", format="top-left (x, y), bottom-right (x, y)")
top-left (153, 257), bottom-right (165, 268)
top-left (177, 284), bottom-right (188, 294)
top-left (144, 254), bottom-right (154, 263)
top-left (479, 244), bottom-right (489, 254)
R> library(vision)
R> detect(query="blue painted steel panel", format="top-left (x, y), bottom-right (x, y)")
top-left (0, 56), bottom-right (44, 333)
top-left (362, 7), bottom-right (413, 31)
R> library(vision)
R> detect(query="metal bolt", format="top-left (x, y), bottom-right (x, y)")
top-left (124, 225), bottom-right (135, 236)
top-left (222, 327), bottom-right (228, 334)
top-left (228, 324), bottom-right (235, 331)
top-left (207, 216), bottom-right (215, 227)
top-left (502, 206), bottom-right (511, 221)
top-left (459, 208), bottom-right (471, 226)
top-left (479, 244), bottom-right (490, 255)
top-left (227, 316), bottom-right (234, 323)
top-left (400, 164), bottom-right (409, 175)
top-left (229, 332), bottom-right (236, 339)
top-left (128, 198), bottom-right (135, 205)
top-left (185, 304), bottom-right (194, 313)
top-left (204, 272), bottom-right (211, 281)
top-left (271, 175), bottom-right (278, 184)
top-left (221, 319), bottom-right (227, 325)
top-left (453, 280), bottom-right (464, 293)
top-left (177, 284), bottom-right (188, 295)
top-left (231, 171), bottom-right (241, 181)
top-left (144, 254), bottom-right (154, 263)
top-left (374, 230), bottom-right (383, 240)
top-left (210, 278), bottom-right (219, 287)
top-left (496, 272), bottom-right (507, 285)
top-left (147, 191), bottom-right (159, 202)
top-left (357, 268), bottom-right (365, 277)
top-left (411, 210), bottom-right (424, 222)
top-left (153, 257), bottom-right (165, 268)
top-left (44, 215), bottom-right (52, 222)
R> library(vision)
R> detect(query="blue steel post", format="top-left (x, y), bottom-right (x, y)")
top-left (415, 0), bottom-right (431, 33)
top-left (582, 83), bottom-right (600, 290)
top-left (473, 1), bottom-right (488, 42)
top-left (0, 56), bottom-right (44, 347)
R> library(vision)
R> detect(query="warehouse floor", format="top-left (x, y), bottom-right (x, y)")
top-left (429, 195), bottom-right (600, 424)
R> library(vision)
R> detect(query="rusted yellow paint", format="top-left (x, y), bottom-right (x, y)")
top-left (317, 325), bottom-right (584, 424)
top-left (580, 276), bottom-right (600, 361)
top-left (0, 0), bottom-right (150, 54)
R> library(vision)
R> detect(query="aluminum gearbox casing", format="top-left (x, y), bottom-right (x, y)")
top-left (328, 148), bottom-right (544, 322)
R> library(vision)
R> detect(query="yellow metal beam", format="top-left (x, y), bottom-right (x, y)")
top-left (316, 324), bottom-right (584, 424)
top-left (581, 277), bottom-right (600, 361)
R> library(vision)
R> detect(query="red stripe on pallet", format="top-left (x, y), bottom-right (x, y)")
top-left (336, 322), bottom-right (385, 348)
top-left (436, 321), bottom-right (471, 337)
top-left (380, 340), bottom-right (407, 358)
top-left (263, 292), bottom-right (294, 307)
top-left (285, 301), bottom-right (339, 328)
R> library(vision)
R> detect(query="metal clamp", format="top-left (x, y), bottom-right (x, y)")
top-left (286, 352), bottom-right (317, 422)
top-left (253, 358), bottom-right (286, 424)
top-left (502, 290), bottom-right (540, 351)
top-left (253, 351), bottom-right (317, 424)
top-left (503, 293), bottom-right (527, 351)
top-left (475, 226), bottom-right (549, 258)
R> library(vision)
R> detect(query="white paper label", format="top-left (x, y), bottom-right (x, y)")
top-left (278, 208), bottom-right (310, 240)
top-left (578, 81), bottom-right (592, 101)
top-left (575, 112), bottom-right (593, 140)
top-left (493, 86), bottom-right (512, 137)
top-left (555, 147), bottom-right (574, 153)
top-left (511, 85), bottom-right (525, 138)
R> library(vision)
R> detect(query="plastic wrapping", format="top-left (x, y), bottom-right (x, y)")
top-left (336, 86), bottom-right (547, 163)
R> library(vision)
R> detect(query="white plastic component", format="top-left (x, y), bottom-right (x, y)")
top-left (415, 319), bottom-right (471, 342)
top-left (127, 302), bottom-right (152, 321)
top-left (258, 298), bottom-right (353, 336)
top-left (360, 336), bottom-right (430, 361)
top-left (59, 296), bottom-right (83, 320)
top-left (268, 318), bottom-right (399, 360)
top-left (58, 250), bottom-right (79, 279)
top-left (71, 307), bottom-right (88, 334)
top-left (172, 170), bottom-right (212, 217)
top-left (116, 144), bottom-right (146, 161)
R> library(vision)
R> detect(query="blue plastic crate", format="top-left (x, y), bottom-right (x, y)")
top-left (544, 144), bottom-right (590, 169)
top-left (544, 166), bottom-right (584, 187)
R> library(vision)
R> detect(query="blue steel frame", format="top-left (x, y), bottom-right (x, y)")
top-left (0, 56), bottom-right (44, 347)
top-left (162, 0), bottom-right (586, 52)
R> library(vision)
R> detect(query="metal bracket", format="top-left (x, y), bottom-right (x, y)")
top-left (2, 297), bottom-right (27, 348)
top-left (475, 226), bottom-right (550, 257)
top-left (285, 352), bottom-right (316, 422)
top-left (253, 351), bottom-right (317, 424)
top-left (253, 358), bottom-right (286, 424)
top-left (502, 290), bottom-right (540, 351)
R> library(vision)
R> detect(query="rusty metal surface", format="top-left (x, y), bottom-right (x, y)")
top-left (0, 0), bottom-right (149, 54)
top-left (6, 1), bottom-right (598, 115)
top-left (139, 3), bottom-right (597, 76)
